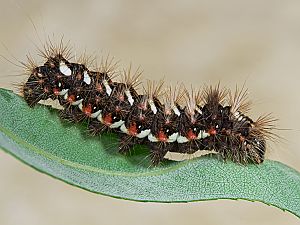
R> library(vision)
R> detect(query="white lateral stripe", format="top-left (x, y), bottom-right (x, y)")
top-left (83, 71), bottom-right (91, 85)
top-left (177, 135), bottom-right (189, 143)
top-left (59, 89), bottom-right (68, 96)
top-left (197, 131), bottom-right (202, 140)
top-left (120, 124), bottom-right (129, 134)
top-left (64, 92), bottom-right (68, 100)
top-left (148, 133), bottom-right (158, 142)
top-left (196, 130), bottom-right (210, 139)
top-left (103, 80), bottom-right (112, 96)
top-left (59, 61), bottom-right (72, 76)
top-left (167, 132), bottom-right (178, 142)
top-left (71, 99), bottom-right (83, 106)
top-left (78, 103), bottom-right (83, 111)
top-left (202, 131), bottom-right (210, 139)
top-left (125, 90), bottom-right (134, 105)
top-left (109, 120), bottom-right (124, 128)
top-left (97, 113), bottom-right (103, 123)
top-left (136, 129), bottom-right (151, 138)
top-left (91, 110), bottom-right (102, 118)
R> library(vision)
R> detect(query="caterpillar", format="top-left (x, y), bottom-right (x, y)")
top-left (18, 40), bottom-right (276, 165)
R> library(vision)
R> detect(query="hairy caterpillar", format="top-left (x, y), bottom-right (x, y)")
top-left (17, 40), bottom-right (276, 165)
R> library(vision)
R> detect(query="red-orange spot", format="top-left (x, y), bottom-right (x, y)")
top-left (128, 122), bottom-right (137, 136)
top-left (157, 130), bottom-right (167, 142)
top-left (67, 95), bottom-right (75, 103)
top-left (53, 88), bottom-right (60, 96)
top-left (208, 127), bottom-right (217, 136)
top-left (187, 129), bottom-right (197, 140)
top-left (83, 104), bottom-right (92, 117)
top-left (103, 113), bottom-right (112, 125)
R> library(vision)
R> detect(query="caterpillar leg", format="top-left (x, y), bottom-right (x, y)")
top-left (118, 134), bottom-right (145, 154)
top-left (150, 149), bottom-right (168, 166)
top-left (88, 119), bottom-right (108, 136)
top-left (60, 106), bottom-right (84, 123)
top-left (118, 134), bottom-right (135, 154)
top-left (148, 143), bottom-right (173, 166)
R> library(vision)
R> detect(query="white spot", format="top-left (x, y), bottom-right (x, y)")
top-left (71, 99), bottom-right (83, 106)
top-left (103, 80), bottom-right (112, 96)
top-left (120, 124), bottom-right (128, 134)
top-left (195, 106), bottom-right (202, 114)
top-left (167, 132), bottom-right (178, 143)
top-left (148, 133), bottom-right (158, 142)
top-left (109, 120), bottom-right (124, 128)
top-left (83, 71), bottom-right (91, 85)
top-left (78, 103), bottom-right (83, 111)
top-left (91, 110), bottom-right (102, 118)
top-left (173, 106), bottom-right (181, 116)
top-left (58, 82), bottom-right (62, 88)
top-left (125, 90), bottom-right (134, 105)
top-left (197, 131), bottom-right (202, 140)
top-left (59, 89), bottom-right (68, 96)
top-left (136, 129), bottom-right (151, 138)
top-left (59, 61), bottom-right (72, 76)
top-left (149, 100), bottom-right (157, 114)
top-left (234, 111), bottom-right (240, 118)
top-left (97, 113), bottom-right (103, 123)
top-left (201, 131), bottom-right (210, 139)
top-left (64, 92), bottom-right (68, 100)
top-left (177, 135), bottom-right (189, 143)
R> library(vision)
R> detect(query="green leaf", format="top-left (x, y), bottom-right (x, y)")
top-left (0, 88), bottom-right (299, 218)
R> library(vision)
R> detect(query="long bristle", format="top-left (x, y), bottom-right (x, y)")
top-left (184, 86), bottom-right (202, 116)
top-left (252, 114), bottom-right (279, 142)
top-left (76, 50), bottom-right (96, 69)
top-left (37, 36), bottom-right (73, 60)
top-left (203, 83), bottom-right (227, 106)
top-left (163, 84), bottom-right (185, 110)
top-left (120, 64), bottom-right (143, 90)
top-left (144, 79), bottom-right (165, 100)
top-left (96, 54), bottom-right (119, 80)
top-left (229, 84), bottom-right (252, 114)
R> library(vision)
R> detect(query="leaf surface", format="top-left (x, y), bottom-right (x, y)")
top-left (0, 88), bottom-right (299, 218)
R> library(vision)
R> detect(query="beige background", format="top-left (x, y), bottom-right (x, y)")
top-left (0, 0), bottom-right (300, 224)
